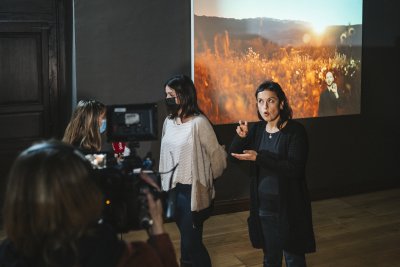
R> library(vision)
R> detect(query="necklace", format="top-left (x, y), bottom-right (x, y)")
top-left (266, 124), bottom-right (278, 139)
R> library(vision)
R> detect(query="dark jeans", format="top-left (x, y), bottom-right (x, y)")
top-left (175, 183), bottom-right (211, 267)
top-left (259, 210), bottom-right (306, 267)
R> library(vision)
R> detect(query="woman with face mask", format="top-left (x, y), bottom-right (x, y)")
top-left (159, 74), bottom-right (227, 267)
top-left (229, 81), bottom-right (316, 267)
top-left (62, 99), bottom-right (107, 153)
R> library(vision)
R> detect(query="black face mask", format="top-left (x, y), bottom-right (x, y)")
top-left (165, 97), bottom-right (178, 108)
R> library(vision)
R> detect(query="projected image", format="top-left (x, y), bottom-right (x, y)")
top-left (192, 0), bottom-right (363, 124)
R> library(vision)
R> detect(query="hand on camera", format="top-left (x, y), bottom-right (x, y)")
top-left (139, 172), bottom-right (160, 191)
top-left (140, 171), bottom-right (164, 235)
top-left (146, 192), bottom-right (164, 235)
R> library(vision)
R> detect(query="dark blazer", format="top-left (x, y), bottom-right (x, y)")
top-left (318, 88), bottom-right (340, 117)
top-left (229, 119), bottom-right (316, 254)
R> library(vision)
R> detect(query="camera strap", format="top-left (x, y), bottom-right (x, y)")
top-left (167, 163), bottom-right (179, 190)
top-left (158, 163), bottom-right (179, 191)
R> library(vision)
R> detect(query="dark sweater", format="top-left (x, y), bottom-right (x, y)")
top-left (0, 223), bottom-right (178, 267)
top-left (229, 119), bottom-right (316, 254)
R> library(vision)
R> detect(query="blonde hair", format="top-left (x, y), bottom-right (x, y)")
top-left (3, 140), bottom-right (103, 266)
top-left (62, 100), bottom-right (106, 152)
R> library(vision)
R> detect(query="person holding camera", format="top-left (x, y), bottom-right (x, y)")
top-left (0, 140), bottom-right (179, 267)
top-left (62, 99), bottom-right (107, 153)
top-left (159, 74), bottom-right (227, 267)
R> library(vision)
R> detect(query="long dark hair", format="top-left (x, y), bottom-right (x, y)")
top-left (3, 140), bottom-right (103, 266)
top-left (255, 80), bottom-right (293, 129)
top-left (164, 74), bottom-right (204, 119)
top-left (62, 99), bottom-right (106, 152)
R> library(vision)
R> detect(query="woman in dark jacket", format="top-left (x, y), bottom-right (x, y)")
top-left (229, 80), bottom-right (316, 267)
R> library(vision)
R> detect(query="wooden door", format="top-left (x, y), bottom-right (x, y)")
top-left (0, 21), bottom-right (58, 209)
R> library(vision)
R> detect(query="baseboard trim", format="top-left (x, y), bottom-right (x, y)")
top-left (213, 198), bottom-right (250, 215)
top-left (212, 182), bottom-right (400, 215)
top-left (310, 180), bottom-right (400, 201)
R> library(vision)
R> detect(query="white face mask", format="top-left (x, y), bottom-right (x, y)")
top-left (99, 119), bottom-right (107, 134)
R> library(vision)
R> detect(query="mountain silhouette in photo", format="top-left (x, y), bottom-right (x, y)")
top-left (194, 15), bottom-right (362, 50)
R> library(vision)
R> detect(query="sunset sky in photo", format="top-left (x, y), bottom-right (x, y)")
top-left (193, 0), bottom-right (363, 28)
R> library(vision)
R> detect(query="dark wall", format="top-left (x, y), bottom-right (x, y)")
top-left (75, 0), bottom-right (191, 160)
top-left (75, 0), bottom-right (400, 211)
top-left (75, 0), bottom-right (191, 103)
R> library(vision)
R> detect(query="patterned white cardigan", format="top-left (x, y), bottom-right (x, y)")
top-left (159, 114), bottom-right (227, 211)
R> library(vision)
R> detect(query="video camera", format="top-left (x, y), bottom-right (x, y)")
top-left (85, 103), bottom-right (174, 233)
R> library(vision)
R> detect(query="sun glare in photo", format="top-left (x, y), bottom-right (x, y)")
top-left (312, 23), bottom-right (327, 35)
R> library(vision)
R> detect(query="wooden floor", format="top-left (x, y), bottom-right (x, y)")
top-left (0, 188), bottom-right (399, 266)
top-left (122, 188), bottom-right (400, 267)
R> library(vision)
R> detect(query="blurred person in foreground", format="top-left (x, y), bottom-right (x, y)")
top-left (0, 140), bottom-right (178, 267)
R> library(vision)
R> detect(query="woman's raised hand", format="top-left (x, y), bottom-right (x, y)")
top-left (236, 120), bottom-right (248, 138)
